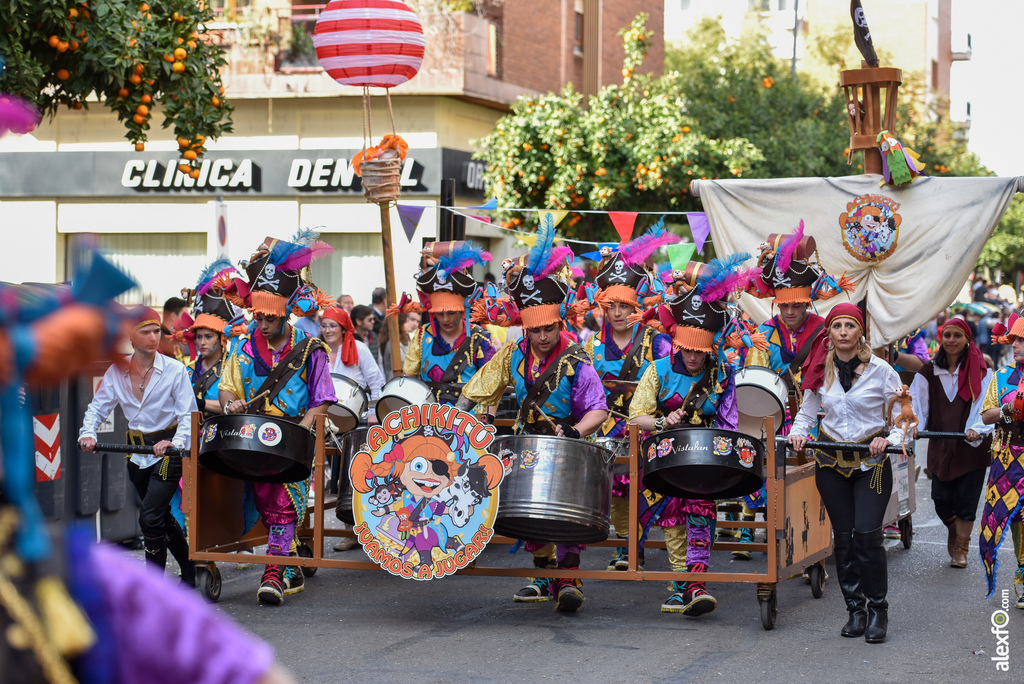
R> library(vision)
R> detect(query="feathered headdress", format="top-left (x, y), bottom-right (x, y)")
top-left (749, 221), bottom-right (855, 304)
top-left (619, 217), bottom-right (679, 267)
top-left (240, 232), bottom-right (333, 317)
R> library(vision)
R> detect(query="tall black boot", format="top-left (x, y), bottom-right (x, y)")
top-left (166, 520), bottom-right (196, 587)
top-left (854, 527), bottom-right (888, 643)
top-left (833, 531), bottom-right (866, 637)
top-left (143, 534), bottom-right (168, 573)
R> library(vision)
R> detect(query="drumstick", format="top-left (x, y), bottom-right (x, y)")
top-left (240, 389), bottom-right (270, 409)
top-left (532, 402), bottom-right (561, 433)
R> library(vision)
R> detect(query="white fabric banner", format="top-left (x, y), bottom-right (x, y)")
top-left (692, 174), bottom-right (1023, 345)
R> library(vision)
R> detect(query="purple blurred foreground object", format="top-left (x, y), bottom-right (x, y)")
top-left (0, 93), bottom-right (41, 136)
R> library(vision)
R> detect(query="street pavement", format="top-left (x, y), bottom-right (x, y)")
top-left (195, 475), bottom-right (1021, 683)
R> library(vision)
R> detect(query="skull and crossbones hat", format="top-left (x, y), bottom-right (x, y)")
top-left (749, 220), bottom-right (852, 304)
top-left (236, 230), bottom-right (333, 318)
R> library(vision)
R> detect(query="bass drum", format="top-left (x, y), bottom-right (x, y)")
top-left (493, 434), bottom-right (614, 544)
top-left (328, 373), bottom-right (367, 434)
top-left (198, 414), bottom-right (314, 483)
top-left (594, 436), bottom-right (631, 476)
top-left (375, 376), bottom-right (437, 421)
top-left (734, 365), bottom-right (787, 437)
top-left (641, 426), bottom-right (764, 500)
top-left (333, 427), bottom-right (368, 526)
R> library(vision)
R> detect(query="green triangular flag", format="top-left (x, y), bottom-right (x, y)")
top-left (667, 243), bottom-right (697, 271)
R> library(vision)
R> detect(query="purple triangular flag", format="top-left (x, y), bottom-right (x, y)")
top-left (686, 212), bottom-right (711, 254)
top-left (397, 204), bottom-right (427, 242)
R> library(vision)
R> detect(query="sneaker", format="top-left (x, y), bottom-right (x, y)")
top-left (333, 537), bottom-right (359, 552)
top-left (553, 579), bottom-right (584, 613)
top-left (677, 586), bottom-right (717, 616)
top-left (883, 524), bottom-right (901, 540)
top-left (257, 564), bottom-right (285, 605)
top-left (608, 545), bottom-right (628, 571)
top-left (661, 592), bottom-right (687, 613)
top-left (1015, 568), bottom-right (1024, 609)
top-left (513, 576), bottom-right (554, 602)
top-left (283, 566), bottom-right (305, 596)
top-left (732, 526), bottom-right (753, 560)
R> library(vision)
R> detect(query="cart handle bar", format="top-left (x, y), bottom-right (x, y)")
top-left (776, 438), bottom-right (911, 455)
top-left (82, 442), bottom-right (188, 458)
top-left (916, 431), bottom-right (969, 440)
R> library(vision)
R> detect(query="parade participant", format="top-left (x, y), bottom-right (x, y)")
top-left (741, 223), bottom-right (853, 558)
top-left (979, 311), bottom-right (1024, 607)
top-left (219, 233), bottom-right (337, 605)
top-left (158, 296), bottom-right (188, 358)
top-left (628, 255), bottom-right (751, 616)
top-left (458, 222), bottom-right (608, 612)
top-left (789, 303), bottom-right (906, 643)
top-left (79, 307), bottom-right (198, 586)
top-left (391, 241), bottom-right (495, 406)
top-left (574, 223), bottom-right (677, 571)
top-left (320, 306), bottom-right (385, 402)
top-left (910, 317), bottom-right (992, 568)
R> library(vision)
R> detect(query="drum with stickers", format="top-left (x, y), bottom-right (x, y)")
top-left (640, 426), bottom-right (764, 500)
top-left (734, 365), bottom-right (788, 437)
top-left (492, 434), bottom-right (614, 544)
top-left (198, 414), bottom-right (314, 483)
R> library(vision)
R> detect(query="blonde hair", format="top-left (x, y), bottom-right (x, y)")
top-left (822, 336), bottom-right (872, 390)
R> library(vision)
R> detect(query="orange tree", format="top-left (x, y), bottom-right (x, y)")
top-left (0, 0), bottom-right (231, 175)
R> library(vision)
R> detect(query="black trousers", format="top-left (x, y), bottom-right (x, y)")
top-left (815, 459), bottom-right (893, 534)
top-left (931, 467), bottom-right (987, 522)
top-left (126, 457), bottom-right (189, 567)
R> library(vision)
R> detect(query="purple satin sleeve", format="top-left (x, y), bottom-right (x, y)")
top-left (908, 336), bottom-right (930, 363)
top-left (306, 346), bottom-right (337, 408)
top-left (570, 361), bottom-right (609, 422)
top-left (93, 544), bottom-right (274, 684)
top-left (651, 332), bottom-right (673, 360)
top-left (713, 366), bottom-right (739, 431)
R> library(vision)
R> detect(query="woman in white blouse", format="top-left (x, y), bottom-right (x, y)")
top-left (319, 307), bottom-right (385, 401)
top-left (789, 303), bottom-right (902, 645)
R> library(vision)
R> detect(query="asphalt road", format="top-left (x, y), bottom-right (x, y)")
top-left (195, 475), bottom-right (1021, 684)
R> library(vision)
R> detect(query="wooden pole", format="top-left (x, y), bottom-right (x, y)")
top-left (379, 201), bottom-right (403, 377)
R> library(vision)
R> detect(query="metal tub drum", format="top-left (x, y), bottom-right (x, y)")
top-left (375, 376), bottom-right (437, 420)
top-left (595, 436), bottom-right (631, 476)
top-left (492, 434), bottom-right (614, 544)
top-left (734, 365), bottom-right (788, 438)
top-left (641, 427), bottom-right (764, 500)
top-left (333, 426), bottom-right (369, 526)
top-left (198, 414), bottom-right (314, 483)
top-left (328, 373), bottom-right (368, 434)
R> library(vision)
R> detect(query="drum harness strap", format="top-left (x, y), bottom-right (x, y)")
top-left (658, 361), bottom-right (717, 427)
top-left (246, 336), bottom-right (324, 417)
top-left (193, 357), bottom-right (223, 402)
top-left (516, 344), bottom-right (588, 435)
top-left (606, 327), bottom-right (652, 410)
top-left (426, 327), bottom-right (481, 404)
top-left (782, 321), bottom-right (824, 397)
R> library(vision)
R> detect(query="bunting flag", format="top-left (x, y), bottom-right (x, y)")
top-left (469, 196), bottom-right (498, 210)
top-left (468, 214), bottom-right (492, 224)
top-left (687, 212), bottom-right (711, 254)
top-left (609, 211), bottom-right (639, 244)
top-left (580, 243), bottom-right (620, 261)
top-left (396, 204), bottom-right (426, 242)
top-left (537, 209), bottom-right (568, 229)
top-left (667, 243), bottom-right (697, 271)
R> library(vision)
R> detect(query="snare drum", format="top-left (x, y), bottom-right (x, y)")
top-left (594, 436), bottom-right (631, 476)
top-left (641, 426), bottom-right (764, 500)
top-left (328, 374), bottom-right (368, 434)
top-left (734, 365), bottom-right (787, 437)
top-left (375, 376), bottom-right (437, 420)
top-left (493, 434), bottom-right (614, 544)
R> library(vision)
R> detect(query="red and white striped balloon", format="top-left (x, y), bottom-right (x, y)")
top-left (314, 0), bottom-right (425, 89)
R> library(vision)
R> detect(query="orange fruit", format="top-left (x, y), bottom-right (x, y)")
top-left (117, 88), bottom-right (129, 98)
top-left (129, 74), bottom-right (141, 84)
top-left (138, 2), bottom-right (149, 11)
top-left (81, 35), bottom-right (88, 43)
top-left (163, 53), bottom-right (174, 63)
top-left (135, 142), bottom-right (145, 151)
top-left (178, 163), bottom-right (191, 174)
top-left (183, 150), bottom-right (197, 160)
top-left (187, 40), bottom-right (196, 50)
top-left (72, 102), bottom-right (83, 110)
top-left (177, 137), bottom-right (190, 148)
top-left (68, 8), bottom-right (78, 18)
top-left (172, 11), bottom-right (182, 21)
top-left (189, 168), bottom-right (201, 179)
top-left (211, 96), bottom-right (220, 107)
top-left (145, 79), bottom-right (154, 86)
top-left (218, 86), bottom-right (225, 95)
top-left (173, 47), bottom-right (187, 60)
top-left (141, 94), bottom-right (151, 104)
top-left (134, 63), bottom-right (144, 74)
top-left (132, 113), bottom-right (145, 124)
top-left (176, 37), bottom-right (184, 44)
top-left (69, 40), bottom-right (79, 50)
top-left (172, 61), bottom-right (185, 73)
top-left (194, 134), bottom-right (206, 146)
top-left (56, 41), bottom-right (69, 52)
top-left (48, 35), bottom-right (59, 48)
top-left (135, 104), bottom-right (149, 116)
top-left (56, 68), bottom-right (70, 80)
top-left (82, 9), bottom-right (91, 19)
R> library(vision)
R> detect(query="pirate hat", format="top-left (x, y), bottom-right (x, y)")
top-left (416, 241), bottom-right (490, 312)
top-left (181, 259), bottom-right (241, 334)
top-left (237, 229), bottom-right (332, 318)
top-left (749, 220), bottom-right (853, 303)
top-left (587, 219), bottom-right (680, 310)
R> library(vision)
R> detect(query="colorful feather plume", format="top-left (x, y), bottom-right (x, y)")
top-left (620, 217), bottom-right (679, 267)
top-left (273, 237), bottom-right (333, 273)
top-left (437, 240), bottom-right (492, 278)
top-left (656, 261), bottom-right (674, 284)
top-left (775, 220), bottom-right (804, 275)
top-left (525, 212), bottom-right (558, 275)
top-left (194, 258), bottom-right (234, 296)
top-left (536, 246), bottom-right (574, 279)
top-left (697, 252), bottom-right (758, 303)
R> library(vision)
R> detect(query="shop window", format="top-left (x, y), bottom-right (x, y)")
top-left (487, 21), bottom-right (500, 77)
top-left (574, 0), bottom-right (584, 57)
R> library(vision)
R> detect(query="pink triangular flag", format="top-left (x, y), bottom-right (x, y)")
top-left (686, 212), bottom-right (711, 254)
top-left (468, 214), bottom-right (492, 224)
top-left (609, 211), bottom-right (639, 245)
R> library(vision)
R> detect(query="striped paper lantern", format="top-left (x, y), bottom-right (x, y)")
top-left (314, 0), bottom-right (425, 89)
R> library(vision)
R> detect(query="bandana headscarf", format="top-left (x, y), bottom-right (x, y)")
top-left (323, 307), bottom-right (359, 367)
top-left (940, 317), bottom-right (986, 402)
top-left (801, 303), bottom-right (865, 392)
top-left (132, 306), bottom-right (161, 332)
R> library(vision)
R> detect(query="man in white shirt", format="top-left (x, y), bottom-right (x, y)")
top-left (79, 307), bottom-right (198, 584)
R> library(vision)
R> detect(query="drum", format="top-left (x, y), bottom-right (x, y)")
top-left (492, 434), bottom-right (614, 544)
top-left (198, 414), bottom-right (314, 483)
top-left (375, 376), bottom-right (437, 420)
top-left (333, 427), bottom-right (368, 526)
top-left (641, 426), bottom-right (764, 500)
top-left (734, 365), bottom-right (787, 437)
top-left (594, 436), bottom-right (631, 476)
top-left (328, 373), bottom-right (367, 434)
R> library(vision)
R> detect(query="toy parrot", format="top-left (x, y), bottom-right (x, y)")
top-left (877, 130), bottom-right (925, 187)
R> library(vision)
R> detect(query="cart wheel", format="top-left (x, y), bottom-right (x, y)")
top-left (758, 587), bottom-right (778, 631)
top-left (808, 562), bottom-right (825, 599)
top-left (899, 516), bottom-right (913, 549)
top-left (297, 542), bottom-right (318, 577)
top-left (197, 564), bottom-right (222, 603)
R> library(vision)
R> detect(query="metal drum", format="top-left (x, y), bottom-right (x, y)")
top-left (333, 427), bottom-right (368, 526)
top-left (328, 373), bottom-right (368, 434)
top-left (595, 436), bottom-right (631, 476)
top-left (734, 365), bottom-right (787, 437)
top-left (493, 434), bottom-right (614, 544)
top-left (375, 376), bottom-right (437, 421)
top-left (198, 414), bottom-right (314, 483)
top-left (641, 426), bottom-right (764, 500)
